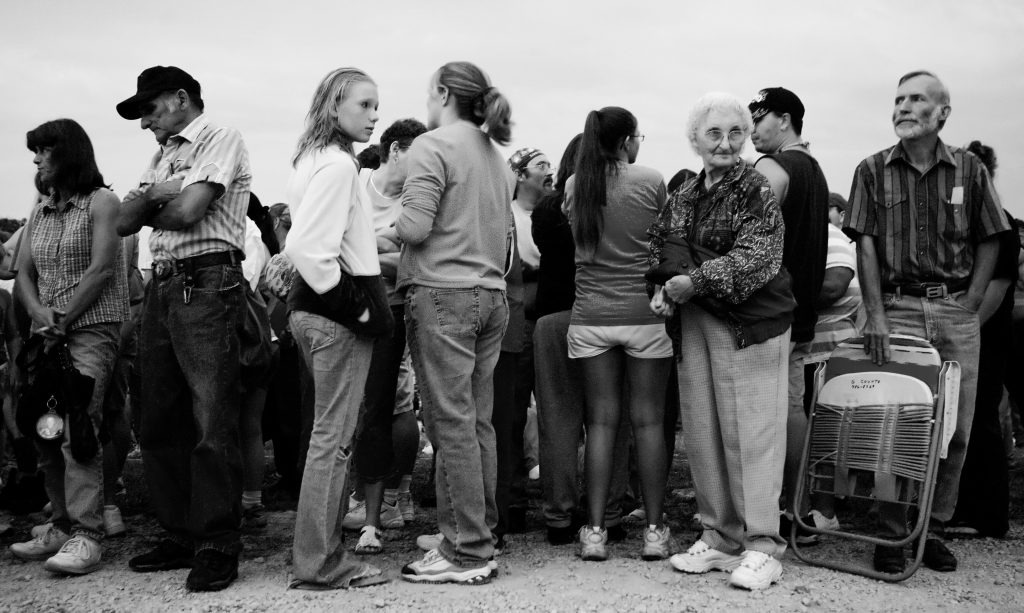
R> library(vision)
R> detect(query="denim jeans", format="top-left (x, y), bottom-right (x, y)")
top-left (878, 291), bottom-right (980, 537)
top-left (533, 310), bottom-right (630, 529)
top-left (289, 310), bottom-right (374, 586)
top-left (139, 263), bottom-right (244, 555)
top-left (405, 285), bottom-right (508, 566)
top-left (354, 306), bottom-right (406, 483)
top-left (40, 322), bottom-right (120, 542)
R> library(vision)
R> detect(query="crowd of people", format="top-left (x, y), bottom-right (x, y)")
top-left (0, 60), bottom-right (1020, 595)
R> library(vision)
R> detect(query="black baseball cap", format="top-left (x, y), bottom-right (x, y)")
top-left (116, 66), bottom-right (201, 120)
top-left (749, 87), bottom-right (805, 124)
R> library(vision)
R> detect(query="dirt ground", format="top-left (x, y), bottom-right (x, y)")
top-left (1, 437), bottom-right (1023, 613)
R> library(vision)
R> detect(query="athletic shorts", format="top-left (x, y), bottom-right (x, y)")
top-left (566, 323), bottom-right (673, 359)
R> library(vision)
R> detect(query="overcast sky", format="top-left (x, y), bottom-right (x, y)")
top-left (2, 1), bottom-right (1023, 220)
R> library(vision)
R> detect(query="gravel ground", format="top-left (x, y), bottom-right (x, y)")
top-left (1, 439), bottom-right (1022, 612)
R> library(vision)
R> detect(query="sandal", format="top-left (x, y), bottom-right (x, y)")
top-left (354, 526), bottom-right (383, 555)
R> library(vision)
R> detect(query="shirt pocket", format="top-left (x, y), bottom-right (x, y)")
top-left (941, 194), bottom-right (969, 242)
top-left (881, 184), bottom-right (907, 237)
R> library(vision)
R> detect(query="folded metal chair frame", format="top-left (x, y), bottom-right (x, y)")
top-left (790, 335), bottom-right (960, 581)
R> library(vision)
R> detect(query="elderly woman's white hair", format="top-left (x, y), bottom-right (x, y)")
top-left (686, 92), bottom-right (753, 155)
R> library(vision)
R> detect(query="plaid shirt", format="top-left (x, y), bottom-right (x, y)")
top-left (139, 114), bottom-right (252, 262)
top-left (844, 139), bottom-right (1010, 285)
top-left (30, 189), bottom-right (128, 330)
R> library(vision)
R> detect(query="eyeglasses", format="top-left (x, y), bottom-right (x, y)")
top-left (704, 128), bottom-right (746, 143)
top-left (628, 133), bottom-right (645, 142)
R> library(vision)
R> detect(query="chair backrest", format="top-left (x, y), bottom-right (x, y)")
top-left (824, 335), bottom-right (941, 394)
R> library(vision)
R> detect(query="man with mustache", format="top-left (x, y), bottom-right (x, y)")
top-left (845, 70), bottom-right (1011, 574)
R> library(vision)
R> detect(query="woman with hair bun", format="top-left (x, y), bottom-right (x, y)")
top-left (396, 61), bottom-right (515, 585)
top-left (564, 106), bottom-right (673, 563)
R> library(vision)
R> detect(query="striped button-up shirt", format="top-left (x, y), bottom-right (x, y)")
top-left (844, 139), bottom-right (1009, 285)
top-left (30, 189), bottom-right (128, 330)
top-left (139, 114), bottom-right (252, 262)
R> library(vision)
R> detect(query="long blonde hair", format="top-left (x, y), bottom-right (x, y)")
top-left (293, 67), bottom-right (375, 166)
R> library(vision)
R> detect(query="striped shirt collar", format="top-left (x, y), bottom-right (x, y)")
top-left (884, 138), bottom-right (958, 169)
top-left (168, 113), bottom-right (209, 146)
top-left (40, 191), bottom-right (89, 213)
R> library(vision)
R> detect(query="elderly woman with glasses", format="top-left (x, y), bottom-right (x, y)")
top-left (648, 92), bottom-right (792, 590)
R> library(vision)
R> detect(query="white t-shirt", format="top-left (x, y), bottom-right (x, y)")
top-left (512, 200), bottom-right (540, 269)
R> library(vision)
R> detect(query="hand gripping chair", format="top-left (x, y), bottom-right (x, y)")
top-left (790, 334), bottom-right (960, 581)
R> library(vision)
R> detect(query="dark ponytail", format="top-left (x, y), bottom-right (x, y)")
top-left (437, 61), bottom-right (512, 145)
top-left (571, 107), bottom-right (636, 252)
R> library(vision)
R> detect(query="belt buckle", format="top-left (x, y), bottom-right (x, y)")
top-left (923, 283), bottom-right (946, 299)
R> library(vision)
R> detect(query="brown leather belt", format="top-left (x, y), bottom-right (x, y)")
top-left (882, 279), bottom-right (970, 299)
top-left (153, 250), bottom-right (243, 280)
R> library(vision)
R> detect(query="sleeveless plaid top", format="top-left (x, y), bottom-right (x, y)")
top-left (30, 189), bottom-right (128, 330)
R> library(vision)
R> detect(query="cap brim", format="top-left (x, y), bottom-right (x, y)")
top-left (116, 90), bottom-right (160, 120)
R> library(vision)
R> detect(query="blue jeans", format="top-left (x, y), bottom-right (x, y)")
top-left (405, 286), bottom-right (508, 566)
top-left (354, 305), bottom-right (406, 483)
top-left (40, 322), bottom-right (120, 542)
top-left (139, 263), bottom-right (244, 555)
top-left (289, 310), bottom-right (374, 587)
top-left (879, 291), bottom-right (980, 537)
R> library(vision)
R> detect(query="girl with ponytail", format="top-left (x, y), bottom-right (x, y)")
top-left (563, 106), bottom-right (674, 563)
top-left (395, 61), bottom-right (516, 584)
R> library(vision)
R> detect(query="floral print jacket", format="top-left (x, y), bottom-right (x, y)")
top-left (648, 160), bottom-right (785, 305)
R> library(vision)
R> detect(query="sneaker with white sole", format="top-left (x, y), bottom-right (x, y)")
top-left (44, 534), bottom-right (103, 575)
top-left (397, 491), bottom-right (415, 522)
top-left (641, 525), bottom-right (672, 560)
top-left (342, 496), bottom-right (367, 531)
top-left (379, 500), bottom-right (405, 529)
top-left (400, 548), bottom-right (492, 584)
top-left (104, 505), bottom-right (127, 538)
top-left (354, 526), bottom-right (383, 555)
top-left (577, 526), bottom-right (608, 561)
top-left (416, 532), bottom-right (443, 551)
top-left (809, 509), bottom-right (841, 532)
top-left (10, 526), bottom-right (70, 561)
top-left (669, 539), bottom-right (743, 574)
top-left (729, 550), bottom-right (783, 590)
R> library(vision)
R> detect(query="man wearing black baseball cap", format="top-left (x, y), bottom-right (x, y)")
top-left (115, 65), bottom-right (251, 592)
top-left (748, 87), bottom-right (831, 545)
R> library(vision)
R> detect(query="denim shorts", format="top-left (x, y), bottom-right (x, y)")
top-left (566, 323), bottom-right (673, 359)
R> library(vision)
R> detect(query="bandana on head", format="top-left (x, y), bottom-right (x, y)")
top-left (508, 147), bottom-right (544, 174)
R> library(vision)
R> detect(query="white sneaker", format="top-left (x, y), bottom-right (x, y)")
top-left (641, 525), bottom-right (673, 560)
top-left (354, 526), bottom-right (383, 555)
top-left (729, 550), bottom-right (783, 590)
top-left (342, 495), bottom-right (367, 531)
top-left (43, 535), bottom-right (102, 575)
top-left (416, 532), bottom-right (443, 552)
top-left (31, 522), bottom-right (54, 539)
top-left (625, 507), bottom-right (647, 523)
top-left (809, 509), bottom-right (841, 531)
top-left (669, 539), bottom-right (743, 574)
top-left (10, 526), bottom-right (70, 561)
top-left (400, 548), bottom-right (492, 584)
top-left (397, 491), bottom-right (415, 522)
top-left (380, 500), bottom-right (405, 529)
top-left (103, 505), bottom-right (126, 537)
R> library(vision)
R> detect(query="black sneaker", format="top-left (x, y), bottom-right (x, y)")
top-left (922, 537), bottom-right (957, 572)
top-left (129, 540), bottom-right (193, 573)
top-left (872, 544), bottom-right (906, 574)
top-left (186, 549), bottom-right (239, 592)
top-left (780, 513), bottom-right (819, 546)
